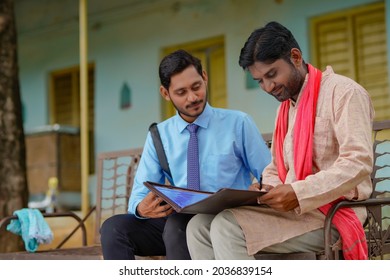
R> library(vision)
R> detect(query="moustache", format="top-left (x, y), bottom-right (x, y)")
top-left (187, 100), bottom-right (202, 109)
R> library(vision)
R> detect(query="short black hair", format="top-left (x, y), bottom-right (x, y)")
top-left (239, 21), bottom-right (301, 69)
top-left (159, 49), bottom-right (203, 89)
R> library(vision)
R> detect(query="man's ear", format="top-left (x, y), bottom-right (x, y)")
top-left (290, 48), bottom-right (303, 67)
top-left (202, 70), bottom-right (209, 85)
top-left (159, 85), bottom-right (170, 101)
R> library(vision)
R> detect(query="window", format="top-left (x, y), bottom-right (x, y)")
top-left (49, 64), bottom-right (95, 173)
top-left (310, 2), bottom-right (390, 121)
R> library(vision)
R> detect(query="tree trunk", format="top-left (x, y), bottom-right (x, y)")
top-left (0, 0), bottom-right (28, 253)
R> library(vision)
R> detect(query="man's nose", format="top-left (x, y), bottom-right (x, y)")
top-left (262, 79), bottom-right (275, 93)
top-left (187, 90), bottom-right (198, 102)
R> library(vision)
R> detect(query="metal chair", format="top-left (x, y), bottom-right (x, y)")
top-left (0, 148), bottom-right (143, 259)
top-left (323, 120), bottom-right (390, 259)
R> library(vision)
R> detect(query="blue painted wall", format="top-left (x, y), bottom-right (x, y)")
top-left (16, 0), bottom-right (388, 198)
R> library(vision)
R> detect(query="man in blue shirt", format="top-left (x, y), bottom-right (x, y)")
top-left (100, 49), bottom-right (271, 260)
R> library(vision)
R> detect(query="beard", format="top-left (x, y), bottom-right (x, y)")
top-left (172, 97), bottom-right (207, 121)
top-left (272, 66), bottom-right (305, 102)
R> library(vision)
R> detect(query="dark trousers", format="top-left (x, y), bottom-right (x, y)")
top-left (100, 213), bottom-right (194, 260)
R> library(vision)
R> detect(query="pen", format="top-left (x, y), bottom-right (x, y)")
top-left (259, 176), bottom-right (262, 191)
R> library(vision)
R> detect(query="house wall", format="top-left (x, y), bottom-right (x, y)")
top-left (15, 0), bottom-right (387, 201)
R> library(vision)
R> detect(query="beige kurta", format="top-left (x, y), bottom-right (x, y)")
top-left (231, 66), bottom-right (375, 255)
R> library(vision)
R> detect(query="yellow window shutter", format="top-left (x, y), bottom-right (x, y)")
top-left (51, 72), bottom-right (77, 126)
top-left (354, 7), bottom-right (390, 120)
top-left (311, 2), bottom-right (390, 121)
top-left (313, 17), bottom-right (354, 79)
top-left (49, 65), bottom-right (95, 174)
top-left (209, 47), bottom-right (227, 108)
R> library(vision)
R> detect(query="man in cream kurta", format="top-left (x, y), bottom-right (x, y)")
top-left (186, 21), bottom-right (374, 259)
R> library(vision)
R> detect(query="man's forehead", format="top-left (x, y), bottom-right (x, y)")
top-left (248, 60), bottom-right (279, 76)
top-left (170, 66), bottom-right (202, 90)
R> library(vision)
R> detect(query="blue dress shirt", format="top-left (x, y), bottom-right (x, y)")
top-left (128, 103), bottom-right (271, 215)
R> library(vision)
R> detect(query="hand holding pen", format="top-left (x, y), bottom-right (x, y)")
top-left (248, 177), bottom-right (274, 204)
top-left (248, 177), bottom-right (273, 192)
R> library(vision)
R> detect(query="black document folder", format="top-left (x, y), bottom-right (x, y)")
top-left (143, 181), bottom-right (266, 214)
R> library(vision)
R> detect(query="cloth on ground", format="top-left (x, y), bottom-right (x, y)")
top-left (7, 208), bottom-right (54, 252)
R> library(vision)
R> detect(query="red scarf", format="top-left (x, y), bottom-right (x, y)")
top-left (274, 64), bottom-right (368, 260)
